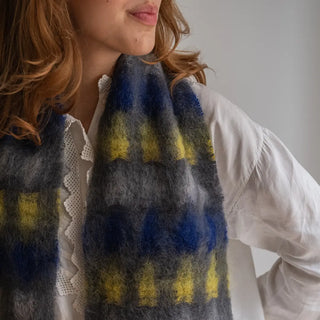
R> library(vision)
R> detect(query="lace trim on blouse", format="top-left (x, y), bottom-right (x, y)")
top-left (55, 74), bottom-right (112, 316)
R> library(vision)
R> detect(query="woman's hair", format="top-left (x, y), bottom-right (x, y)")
top-left (0, 0), bottom-right (211, 145)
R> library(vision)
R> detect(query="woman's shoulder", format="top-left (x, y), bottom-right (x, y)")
top-left (185, 77), bottom-right (249, 121)
top-left (185, 76), bottom-right (264, 145)
top-left (185, 77), bottom-right (265, 215)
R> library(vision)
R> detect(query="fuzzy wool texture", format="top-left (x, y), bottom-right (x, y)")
top-left (0, 111), bottom-right (64, 320)
top-left (0, 53), bottom-right (233, 319)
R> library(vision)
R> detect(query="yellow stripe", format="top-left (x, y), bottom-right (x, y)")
top-left (138, 260), bottom-right (158, 306)
top-left (207, 138), bottom-right (216, 161)
top-left (173, 255), bottom-right (194, 304)
top-left (175, 129), bottom-right (186, 161)
top-left (227, 272), bottom-right (231, 293)
top-left (206, 252), bottom-right (219, 301)
top-left (174, 129), bottom-right (197, 165)
top-left (18, 192), bottom-right (39, 229)
top-left (0, 190), bottom-right (4, 226)
top-left (105, 111), bottom-right (129, 161)
top-left (183, 138), bottom-right (196, 165)
top-left (140, 119), bottom-right (161, 162)
top-left (103, 263), bottom-right (126, 305)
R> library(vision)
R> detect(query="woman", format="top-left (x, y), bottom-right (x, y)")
top-left (0, 0), bottom-right (319, 319)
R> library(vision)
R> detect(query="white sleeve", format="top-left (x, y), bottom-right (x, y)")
top-left (233, 127), bottom-right (320, 319)
top-left (190, 81), bottom-right (320, 319)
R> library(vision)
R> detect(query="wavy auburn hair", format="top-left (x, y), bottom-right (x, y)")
top-left (0, 0), bottom-right (211, 145)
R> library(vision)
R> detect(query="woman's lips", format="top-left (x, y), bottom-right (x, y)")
top-left (128, 4), bottom-right (159, 26)
top-left (129, 11), bottom-right (158, 26)
top-left (130, 12), bottom-right (158, 26)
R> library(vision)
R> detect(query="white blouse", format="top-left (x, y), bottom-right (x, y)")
top-left (54, 74), bottom-right (320, 320)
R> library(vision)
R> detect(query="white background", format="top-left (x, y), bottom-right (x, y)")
top-left (176, 0), bottom-right (320, 277)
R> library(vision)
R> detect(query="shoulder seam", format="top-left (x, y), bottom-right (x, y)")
top-left (226, 125), bottom-right (266, 218)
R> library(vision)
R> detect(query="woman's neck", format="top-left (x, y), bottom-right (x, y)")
top-left (69, 39), bottom-right (120, 133)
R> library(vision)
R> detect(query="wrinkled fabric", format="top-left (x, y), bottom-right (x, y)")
top-left (193, 80), bottom-right (320, 320)
top-left (55, 75), bottom-right (320, 320)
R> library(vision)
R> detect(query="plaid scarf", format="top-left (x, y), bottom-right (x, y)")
top-left (0, 53), bottom-right (233, 319)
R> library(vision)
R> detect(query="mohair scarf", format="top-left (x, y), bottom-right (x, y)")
top-left (0, 53), bottom-right (233, 320)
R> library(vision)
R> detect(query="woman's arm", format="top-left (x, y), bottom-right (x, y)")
top-left (190, 80), bottom-right (320, 319)
top-left (233, 127), bottom-right (320, 319)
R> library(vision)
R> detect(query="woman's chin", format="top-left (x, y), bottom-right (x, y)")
top-left (122, 42), bottom-right (155, 57)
